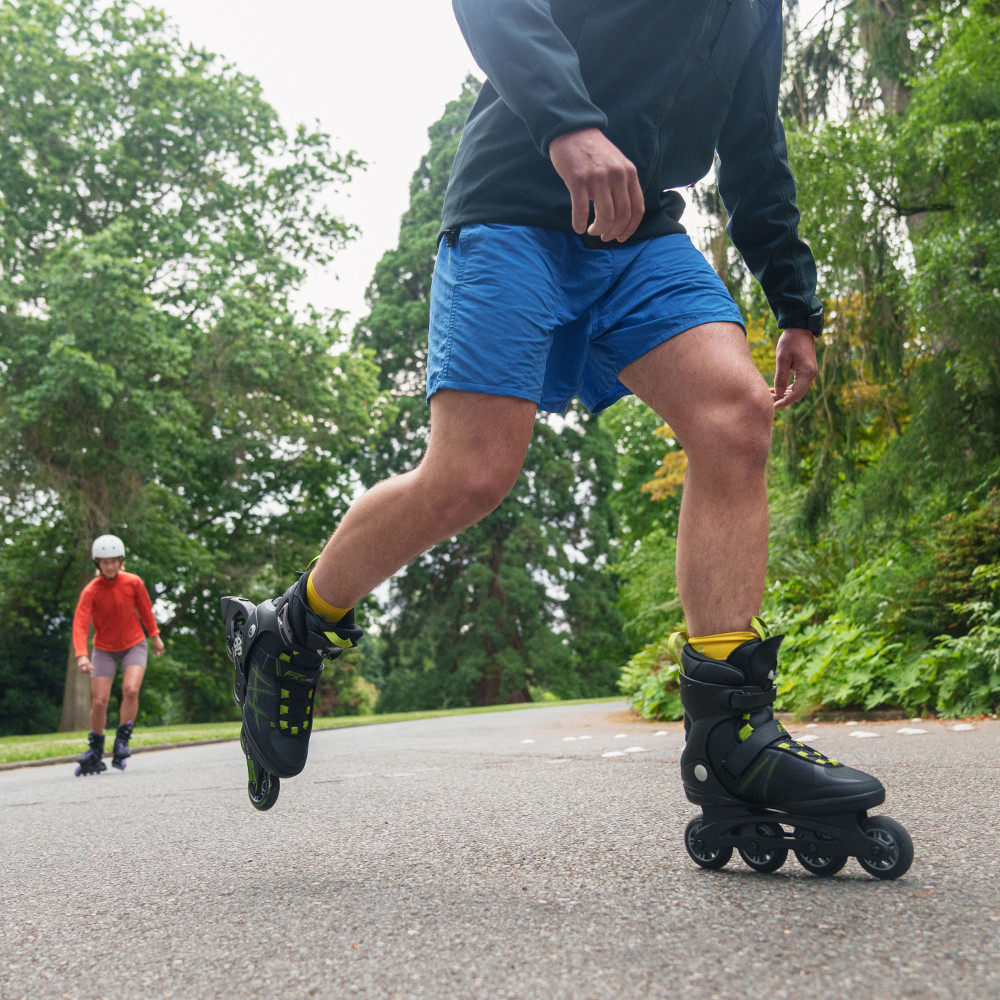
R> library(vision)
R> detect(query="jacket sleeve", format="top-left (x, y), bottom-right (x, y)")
top-left (133, 577), bottom-right (159, 639)
top-left (72, 585), bottom-right (93, 658)
top-left (452, 0), bottom-right (607, 154)
top-left (715, 4), bottom-right (822, 331)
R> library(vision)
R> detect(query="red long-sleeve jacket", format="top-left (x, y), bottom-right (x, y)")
top-left (72, 571), bottom-right (160, 657)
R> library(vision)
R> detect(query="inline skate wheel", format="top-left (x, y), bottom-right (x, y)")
top-left (737, 821), bottom-right (788, 873)
top-left (248, 768), bottom-right (280, 811)
top-left (794, 829), bottom-right (848, 877)
top-left (241, 729), bottom-right (280, 811)
top-left (684, 817), bottom-right (733, 870)
top-left (74, 762), bottom-right (107, 777)
top-left (858, 815), bottom-right (913, 880)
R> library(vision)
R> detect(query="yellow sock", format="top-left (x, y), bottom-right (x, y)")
top-left (687, 631), bottom-right (758, 661)
top-left (306, 572), bottom-right (352, 624)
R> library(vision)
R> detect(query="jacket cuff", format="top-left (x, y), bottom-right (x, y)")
top-left (782, 304), bottom-right (824, 337)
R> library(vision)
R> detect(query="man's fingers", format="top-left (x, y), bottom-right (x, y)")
top-left (772, 361), bottom-right (790, 400)
top-left (772, 377), bottom-right (808, 411)
top-left (587, 163), bottom-right (645, 242)
top-left (567, 180), bottom-right (590, 234)
top-left (550, 128), bottom-right (643, 242)
top-left (772, 327), bottom-right (819, 411)
top-left (588, 188), bottom-right (621, 241)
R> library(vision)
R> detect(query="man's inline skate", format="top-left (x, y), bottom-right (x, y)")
top-left (112, 721), bottom-right (133, 771)
top-left (221, 572), bottom-right (362, 811)
top-left (675, 621), bottom-right (913, 880)
top-left (75, 730), bottom-right (107, 777)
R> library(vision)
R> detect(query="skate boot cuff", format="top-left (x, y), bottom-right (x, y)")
top-left (280, 573), bottom-right (364, 660)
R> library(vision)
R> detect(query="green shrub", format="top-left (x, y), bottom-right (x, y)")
top-left (618, 635), bottom-right (683, 721)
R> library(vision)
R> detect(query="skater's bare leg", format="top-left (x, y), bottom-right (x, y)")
top-left (119, 664), bottom-right (144, 724)
top-left (619, 322), bottom-right (773, 637)
top-left (309, 390), bottom-right (537, 609)
top-left (88, 676), bottom-right (112, 734)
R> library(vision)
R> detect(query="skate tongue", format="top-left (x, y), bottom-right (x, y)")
top-left (725, 634), bottom-right (784, 688)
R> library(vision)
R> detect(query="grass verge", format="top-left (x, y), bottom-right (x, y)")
top-left (0, 698), bottom-right (619, 767)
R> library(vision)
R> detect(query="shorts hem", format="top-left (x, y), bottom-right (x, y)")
top-left (579, 312), bottom-right (747, 414)
top-left (426, 379), bottom-right (540, 406)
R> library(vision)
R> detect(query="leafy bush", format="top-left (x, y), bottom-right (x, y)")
top-left (618, 635), bottom-right (682, 721)
top-left (317, 658), bottom-right (379, 716)
top-left (771, 584), bottom-right (1000, 719)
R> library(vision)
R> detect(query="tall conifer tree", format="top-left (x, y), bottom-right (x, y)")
top-left (354, 80), bottom-right (624, 708)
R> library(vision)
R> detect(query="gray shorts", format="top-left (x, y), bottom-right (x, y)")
top-left (91, 640), bottom-right (148, 680)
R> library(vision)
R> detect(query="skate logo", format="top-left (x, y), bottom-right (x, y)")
top-left (233, 633), bottom-right (244, 658)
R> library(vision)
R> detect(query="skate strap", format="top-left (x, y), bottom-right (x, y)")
top-left (728, 688), bottom-right (776, 711)
top-left (722, 718), bottom-right (787, 778)
top-left (272, 651), bottom-right (325, 684)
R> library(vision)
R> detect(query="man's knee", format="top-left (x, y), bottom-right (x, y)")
top-left (430, 460), bottom-right (521, 529)
top-left (736, 381), bottom-right (775, 464)
top-left (422, 390), bottom-right (533, 528)
top-left (687, 380), bottom-right (773, 471)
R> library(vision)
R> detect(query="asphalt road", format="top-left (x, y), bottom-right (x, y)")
top-left (2, 703), bottom-right (998, 1000)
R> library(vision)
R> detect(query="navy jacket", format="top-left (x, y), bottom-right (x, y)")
top-left (441, 0), bottom-right (822, 332)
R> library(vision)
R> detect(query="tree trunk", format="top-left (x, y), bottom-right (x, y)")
top-left (58, 642), bottom-right (91, 732)
top-left (58, 569), bottom-right (95, 732)
top-left (856, 0), bottom-right (914, 116)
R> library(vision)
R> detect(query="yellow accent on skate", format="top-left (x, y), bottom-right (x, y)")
top-left (324, 631), bottom-right (354, 648)
top-left (687, 630), bottom-right (758, 660)
top-left (668, 631), bottom-right (688, 664)
top-left (306, 572), bottom-right (353, 624)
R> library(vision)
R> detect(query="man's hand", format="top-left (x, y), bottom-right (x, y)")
top-left (76, 655), bottom-right (93, 674)
top-left (549, 128), bottom-right (644, 243)
top-left (772, 328), bottom-right (819, 410)
top-left (151, 635), bottom-right (165, 657)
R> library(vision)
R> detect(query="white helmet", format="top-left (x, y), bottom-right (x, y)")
top-left (92, 534), bottom-right (126, 560)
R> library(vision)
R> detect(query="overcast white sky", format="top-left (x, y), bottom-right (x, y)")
top-left (149, 1), bottom-right (824, 328)
top-left (151, 0), bottom-right (482, 325)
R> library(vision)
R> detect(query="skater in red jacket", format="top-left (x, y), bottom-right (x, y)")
top-left (72, 534), bottom-right (164, 774)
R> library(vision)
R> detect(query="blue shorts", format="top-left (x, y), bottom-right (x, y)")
top-left (426, 224), bottom-right (745, 414)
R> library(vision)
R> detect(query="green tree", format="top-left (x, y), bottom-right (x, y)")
top-left (614, 1), bottom-right (1000, 720)
top-left (353, 79), bottom-right (625, 709)
top-left (0, 0), bottom-right (378, 733)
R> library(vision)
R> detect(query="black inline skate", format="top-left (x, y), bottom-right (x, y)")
top-left (112, 721), bottom-right (133, 771)
top-left (221, 572), bottom-right (362, 811)
top-left (75, 731), bottom-right (107, 777)
top-left (675, 622), bottom-right (913, 880)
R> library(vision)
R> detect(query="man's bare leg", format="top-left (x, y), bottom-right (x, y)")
top-left (309, 389), bottom-right (538, 609)
top-left (619, 322), bottom-right (773, 637)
